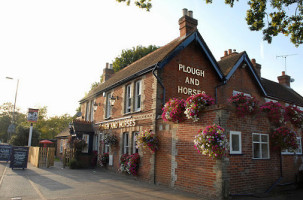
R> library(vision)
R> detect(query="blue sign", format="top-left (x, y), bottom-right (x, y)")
top-left (0, 145), bottom-right (12, 162)
top-left (10, 146), bottom-right (29, 169)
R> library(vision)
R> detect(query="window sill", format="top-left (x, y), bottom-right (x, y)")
top-left (229, 153), bottom-right (243, 155)
top-left (282, 153), bottom-right (302, 155)
top-left (123, 110), bottom-right (142, 116)
top-left (104, 117), bottom-right (111, 120)
top-left (252, 158), bottom-right (270, 160)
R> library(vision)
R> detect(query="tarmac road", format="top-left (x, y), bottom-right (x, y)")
top-left (0, 161), bottom-right (199, 200)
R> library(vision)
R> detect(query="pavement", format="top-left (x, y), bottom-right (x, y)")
top-left (0, 161), bottom-right (199, 200)
top-left (1, 161), bottom-right (303, 200)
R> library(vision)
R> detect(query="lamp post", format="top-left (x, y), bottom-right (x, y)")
top-left (6, 77), bottom-right (19, 141)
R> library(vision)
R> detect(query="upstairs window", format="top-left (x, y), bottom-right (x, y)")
top-left (264, 98), bottom-right (278, 103)
top-left (125, 85), bottom-right (131, 113)
top-left (230, 131), bottom-right (242, 154)
top-left (252, 133), bottom-right (269, 159)
top-left (90, 100), bottom-right (94, 121)
top-left (85, 101), bottom-right (90, 121)
top-left (233, 90), bottom-right (251, 97)
top-left (105, 93), bottom-right (111, 119)
top-left (134, 80), bottom-right (141, 111)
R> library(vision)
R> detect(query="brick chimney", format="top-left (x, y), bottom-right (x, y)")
top-left (101, 63), bottom-right (114, 83)
top-left (277, 71), bottom-right (291, 87)
top-left (251, 58), bottom-right (261, 77)
top-left (179, 8), bottom-right (198, 37)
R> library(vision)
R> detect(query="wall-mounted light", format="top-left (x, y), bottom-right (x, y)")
top-left (93, 102), bottom-right (101, 111)
top-left (110, 95), bottom-right (119, 106)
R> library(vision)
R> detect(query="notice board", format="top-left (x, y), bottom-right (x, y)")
top-left (10, 146), bottom-right (29, 169)
top-left (0, 145), bottom-right (12, 162)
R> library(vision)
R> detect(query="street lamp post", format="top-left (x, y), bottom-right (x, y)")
top-left (6, 77), bottom-right (19, 141)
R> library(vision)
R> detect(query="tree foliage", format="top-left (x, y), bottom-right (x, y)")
top-left (9, 125), bottom-right (40, 146)
top-left (117, 0), bottom-right (303, 47)
top-left (112, 45), bottom-right (159, 72)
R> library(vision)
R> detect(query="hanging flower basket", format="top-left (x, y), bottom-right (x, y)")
top-left (194, 124), bottom-right (228, 159)
top-left (228, 93), bottom-right (259, 116)
top-left (260, 101), bottom-right (284, 126)
top-left (284, 105), bottom-right (303, 128)
top-left (103, 133), bottom-right (118, 145)
top-left (119, 153), bottom-right (140, 176)
top-left (162, 98), bottom-right (186, 123)
top-left (271, 126), bottom-right (298, 151)
top-left (136, 130), bottom-right (159, 153)
top-left (184, 93), bottom-right (215, 122)
top-left (100, 152), bottom-right (109, 166)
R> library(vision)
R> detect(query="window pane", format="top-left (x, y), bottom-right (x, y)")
top-left (261, 135), bottom-right (268, 142)
top-left (253, 143), bottom-right (260, 158)
top-left (232, 134), bottom-right (240, 152)
top-left (253, 134), bottom-right (260, 142)
top-left (262, 144), bottom-right (269, 158)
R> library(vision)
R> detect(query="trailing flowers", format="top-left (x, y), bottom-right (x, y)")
top-left (119, 153), bottom-right (140, 176)
top-left (136, 130), bottom-right (159, 153)
top-left (284, 105), bottom-right (303, 128)
top-left (271, 126), bottom-right (298, 151)
top-left (260, 101), bottom-right (284, 126)
top-left (194, 124), bottom-right (228, 159)
top-left (184, 93), bottom-right (215, 122)
top-left (162, 98), bottom-right (186, 123)
top-left (228, 93), bottom-right (259, 116)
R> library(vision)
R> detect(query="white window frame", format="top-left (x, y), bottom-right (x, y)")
top-left (105, 93), bottom-right (111, 118)
top-left (125, 84), bottom-right (131, 113)
top-left (132, 132), bottom-right (139, 154)
top-left (90, 100), bottom-right (94, 121)
top-left (134, 80), bottom-right (141, 112)
top-left (230, 131), bottom-right (242, 154)
top-left (282, 137), bottom-right (302, 155)
top-left (123, 132), bottom-right (129, 154)
top-left (252, 133), bottom-right (270, 159)
top-left (82, 134), bottom-right (89, 153)
top-left (233, 90), bottom-right (251, 97)
top-left (85, 101), bottom-right (90, 121)
top-left (264, 98), bottom-right (278, 103)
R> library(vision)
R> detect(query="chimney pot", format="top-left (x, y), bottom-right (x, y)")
top-left (224, 51), bottom-right (228, 57)
top-left (182, 8), bottom-right (188, 16)
top-left (188, 11), bottom-right (193, 18)
top-left (251, 58), bottom-right (256, 65)
top-left (106, 62), bottom-right (109, 69)
top-left (282, 71), bottom-right (285, 76)
top-left (278, 71), bottom-right (291, 87)
top-left (228, 49), bottom-right (232, 55)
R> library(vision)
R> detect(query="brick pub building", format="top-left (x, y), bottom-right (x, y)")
top-left (78, 9), bottom-right (303, 199)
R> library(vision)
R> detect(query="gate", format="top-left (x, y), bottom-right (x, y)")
top-left (28, 147), bottom-right (55, 168)
top-left (63, 148), bottom-right (74, 168)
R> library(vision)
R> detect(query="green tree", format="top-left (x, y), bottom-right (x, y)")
top-left (112, 45), bottom-right (159, 72)
top-left (117, 0), bottom-right (303, 47)
top-left (9, 125), bottom-right (40, 146)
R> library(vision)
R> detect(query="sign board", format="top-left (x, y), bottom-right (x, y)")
top-left (0, 145), bottom-right (12, 162)
top-left (27, 108), bottom-right (39, 122)
top-left (10, 146), bottom-right (29, 169)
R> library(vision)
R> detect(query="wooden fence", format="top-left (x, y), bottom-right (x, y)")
top-left (28, 147), bottom-right (55, 168)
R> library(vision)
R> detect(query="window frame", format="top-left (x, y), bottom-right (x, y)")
top-left (134, 80), bottom-right (141, 112)
top-left (252, 133), bottom-right (270, 159)
top-left (60, 139), bottom-right (64, 153)
top-left (90, 100), bottom-right (94, 121)
top-left (230, 131), bottom-right (242, 154)
top-left (82, 134), bottom-right (89, 153)
top-left (233, 90), bottom-right (251, 97)
top-left (123, 132), bottom-right (129, 154)
top-left (132, 132), bottom-right (139, 154)
top-left (264, 98), bottom-right (278, 103)
top-left (85, 101), bottom-right (90, 121)
top-left (125, 84), bottom-right (132, 113)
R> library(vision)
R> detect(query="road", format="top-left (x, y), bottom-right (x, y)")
top-left (0, 161), bottom-right (199, 200)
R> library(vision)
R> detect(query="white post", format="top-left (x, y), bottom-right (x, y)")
top-left (28, 123), bottom-right (33, 146)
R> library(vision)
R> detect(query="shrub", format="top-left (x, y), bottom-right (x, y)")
top-left (69, 158), bottom-right (78, 169)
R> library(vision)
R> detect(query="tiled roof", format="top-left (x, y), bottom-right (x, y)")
top-left (80, 33), bottom-right (193, 102)
top-left (261, 78), bottom-right (303, 106)
top-left (55, 128), bottom-right (70, 138)
top-left (217, 52), bottom-right (245, 75)
top-left (73, 120), bottom-right (94, 133)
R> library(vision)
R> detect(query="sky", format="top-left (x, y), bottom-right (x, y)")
top-left (0, 0), bottom-right (302, 117)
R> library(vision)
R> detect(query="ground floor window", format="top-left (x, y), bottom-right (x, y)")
top-left (252, 133), bottom-right (269, 159)
top-left (230, 131), bottom-right (242, 154)
top-left (123, 132), bottom-right (129, 154)
top-left (60, 139), bottom-right (64, 153)
top-left (82, 134), bottom-right (89, 153)
top-left (282, 137), bottom-right (302, 155)
top-left (132, 132), bottom-right (139, 154)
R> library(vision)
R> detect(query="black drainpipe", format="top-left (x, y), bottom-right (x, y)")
top-left (215, 79), bottom-right (227, 104)
top-left (152, 64), bottom-right (165, 106)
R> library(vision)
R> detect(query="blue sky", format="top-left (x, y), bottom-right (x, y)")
top-left (0, 0), bottom-right (302, 117)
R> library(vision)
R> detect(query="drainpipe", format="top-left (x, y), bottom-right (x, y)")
top-left (152, 64), bottom-right (165, 106)
top-left (215, 79), bottom-right (227, 104)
